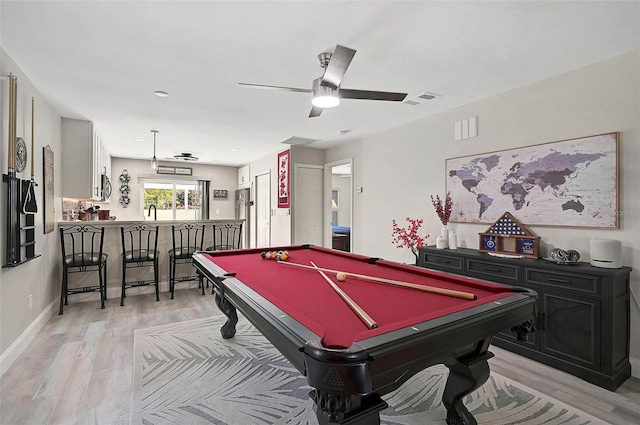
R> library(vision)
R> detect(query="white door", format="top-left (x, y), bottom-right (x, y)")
top-left (256, 172), bottom-right (271, 248)
top-left (293, 164), bottom-right (323, 245)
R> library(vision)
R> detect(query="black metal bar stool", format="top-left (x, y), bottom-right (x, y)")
top-left (59, 224), bottom-right (108, 315)
top-left (202, 222), bottom-right (243, 294)
top-left (120, 224), bottom-right (159, 306)
top-left (169, 223), bottom-right (205, 297)
top-left (207, 222), bottom-right (243, 251)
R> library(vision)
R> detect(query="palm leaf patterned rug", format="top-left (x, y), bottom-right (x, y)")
top-left (131, 315), bottom-right (605, 425)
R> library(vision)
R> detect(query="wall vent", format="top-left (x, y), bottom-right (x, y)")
top-left (280, 136), bottom-right (317, 146)
top-left (403, 92), bottom-right (439, 105)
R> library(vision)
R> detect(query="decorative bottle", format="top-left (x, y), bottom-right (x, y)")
top-left (448, 230), bottom-right (457, 250)
top-left (439, 225), bottom-right (449, 249)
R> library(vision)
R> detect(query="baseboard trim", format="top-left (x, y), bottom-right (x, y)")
top-left (0, 300), bottom-right (56, 377)
top-left (630, 356), bottom-right (639, 379)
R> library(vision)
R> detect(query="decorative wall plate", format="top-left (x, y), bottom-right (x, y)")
top-left (119, 170), bottom-right (130, 183)
top-left (16, 137), bottom-right (27, 172)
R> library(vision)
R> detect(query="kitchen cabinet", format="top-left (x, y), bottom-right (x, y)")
top-left (238, 165), bottom-right (250, 188)
top-left (62, 118), bottom-right (111, 200)
top-left (418, 246), bottom-right (632, 391)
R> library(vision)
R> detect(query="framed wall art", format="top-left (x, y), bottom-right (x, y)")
top-left (446, 132), bottom-right (619, 228)
top-left (277, 149), bottom-right (290, 208)
top-left (43, 145), bottom-right (55, 233)
top-left (213, 189), bottom-right (228, 199)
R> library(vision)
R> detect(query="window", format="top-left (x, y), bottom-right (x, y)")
top-left (142, 180), bottom-right (204, 220)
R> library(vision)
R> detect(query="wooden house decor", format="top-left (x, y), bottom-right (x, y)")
top-left (478, 212), bottom-right (540, 258)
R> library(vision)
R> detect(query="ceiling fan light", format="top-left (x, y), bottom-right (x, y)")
top-left (312, 94), bottom-right (340, 108)
top-left (312, 78), bottom-right (340, 108)
top-left (151, 156), bottom-right (158, 171)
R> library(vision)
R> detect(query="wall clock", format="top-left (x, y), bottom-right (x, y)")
top-left (16, 137), bottom-right (27, 172)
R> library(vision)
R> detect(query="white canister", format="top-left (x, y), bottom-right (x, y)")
top-left (436, 236), bottom-right (447, 249)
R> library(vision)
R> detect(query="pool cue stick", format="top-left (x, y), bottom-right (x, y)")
top-left (279, 261), bottom-right (477, 300)
top-left (309, 261), bottom-right (378, 330)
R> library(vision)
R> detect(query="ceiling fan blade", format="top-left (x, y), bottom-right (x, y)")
top-left (339, 88), bottom-right (407, 102)
top-left (238, 82), bottom-right (311, 94)
top-left (321, 45), bottom-right (356, 90)
top-left (309, 105), bottom-right (323, 118)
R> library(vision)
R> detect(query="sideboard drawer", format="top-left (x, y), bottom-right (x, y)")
top-left (420, 251), bottom-right (464, 273)
top-left (466, 259), bottom-right (520, 285)
top-left (526, 268), bottom-right (599, 295)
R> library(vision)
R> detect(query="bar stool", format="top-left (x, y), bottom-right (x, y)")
top-left (202, 222), bottom-right (243, 294)
top-left (59, 224), bottom-right (108, 315)
top-left (169, 223), bottom-right (205, 298)
top-left (120, 224), bottom-right (159, 306)
top-left (207, 222), bottom-right (243, 251)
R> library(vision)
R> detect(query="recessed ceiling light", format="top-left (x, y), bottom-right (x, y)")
top-left (135, 138), bottom-right (145, 142)
top-left (154, 90), bottom-right (169, 98)
top-left (230, 149), bottom-right (237, 152)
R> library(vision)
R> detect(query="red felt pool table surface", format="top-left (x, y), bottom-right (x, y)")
top-left (204, 246), bottom-right (515, 348)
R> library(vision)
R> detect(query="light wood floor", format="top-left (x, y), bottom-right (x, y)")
top-left (1, 289), bottom-right (639, 425)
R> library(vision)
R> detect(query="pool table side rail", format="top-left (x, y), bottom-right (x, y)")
top-left (193, 252), bottom-right (322, 373)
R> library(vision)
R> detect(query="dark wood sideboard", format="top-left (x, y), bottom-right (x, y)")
top-left (417, 246), bottom-right (632, 391)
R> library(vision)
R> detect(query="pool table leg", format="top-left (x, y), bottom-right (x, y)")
top-left (443, 342), bottom-right (494, 425)
top-left (215, 293), bottom-right (238, 339)
top-left (311, 391), bottom-right (387, 425)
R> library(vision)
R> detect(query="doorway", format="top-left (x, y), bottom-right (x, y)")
top-left (324, 159), bottom-right (352, 251)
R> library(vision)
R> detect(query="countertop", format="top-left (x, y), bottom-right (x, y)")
top-left (58, 219), bottom-right (244, 227)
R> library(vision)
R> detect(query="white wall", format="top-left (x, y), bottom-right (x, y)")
top-left (325, 50), bottom-right (640, 368)
top-left (104, 157), bottom-right (238, 221)
top-left (0, 49), bottom-right (63, 363)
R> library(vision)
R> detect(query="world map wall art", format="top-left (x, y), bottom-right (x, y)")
top-left (445, 132), bottom-right (619, 228)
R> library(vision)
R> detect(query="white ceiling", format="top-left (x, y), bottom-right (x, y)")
top-left (2, 1), bottom-right (638, 167)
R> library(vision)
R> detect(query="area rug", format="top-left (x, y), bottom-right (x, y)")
top-left (131, 316), bottom-right (606, 425)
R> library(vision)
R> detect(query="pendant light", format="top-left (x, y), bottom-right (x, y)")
top-left (151, 130), bottom-right (159, 171)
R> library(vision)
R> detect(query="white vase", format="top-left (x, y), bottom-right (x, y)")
top-left (436, 236), bottom-right (447, 249)
top-left (448, 231), bottom-right (457, 250)
top-left (439, 226), bottom-right (449, 248)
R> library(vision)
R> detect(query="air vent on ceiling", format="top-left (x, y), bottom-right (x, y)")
top-left (173, 152), bottom-right (199, 161)
top-left (281, 136), bottom-right (317, 146)
top-left (403, 91), bottom-right (440, 106)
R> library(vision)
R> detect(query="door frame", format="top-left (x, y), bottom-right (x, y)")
top-left (324, 158), bottom-right (353, 250)
top-left (254, 170), bottom-right (271, 248)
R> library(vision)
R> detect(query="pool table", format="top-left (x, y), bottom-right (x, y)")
top-left (192, 245), bottom-right (537, 425)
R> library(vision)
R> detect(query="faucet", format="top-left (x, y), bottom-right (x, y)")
top-left (148, 204), bottom-right (157, 221)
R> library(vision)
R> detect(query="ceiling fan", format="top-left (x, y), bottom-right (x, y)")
top-left (168, 152), bottom-right (199, 162)
top-left (239, 45), bottom-right (407, 117)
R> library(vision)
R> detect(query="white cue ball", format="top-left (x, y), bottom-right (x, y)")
top-left (336, 272), bottom-right (347, 282)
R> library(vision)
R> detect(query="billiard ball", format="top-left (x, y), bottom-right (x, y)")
top-left (336, 272), bottom-right (347, 282)
top-left (260, 251), bottom-right (267, 259)
top-left (279, 253), bottom-right (288, 261)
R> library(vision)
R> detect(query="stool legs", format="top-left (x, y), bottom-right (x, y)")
top-left (155, 260), bottom-right (160, 301)
top-left (169, 256), bottom-right (175, 300)
top-left (120, 260), bottom-right (126, 306)
top-left (59, 268), bottom-right (68, 315)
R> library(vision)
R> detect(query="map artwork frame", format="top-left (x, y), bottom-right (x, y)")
top-left (446, 132), bottom-right (619, 229)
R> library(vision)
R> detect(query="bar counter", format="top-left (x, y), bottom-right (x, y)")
top-left (57, 219), bottom-right (244, 303)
